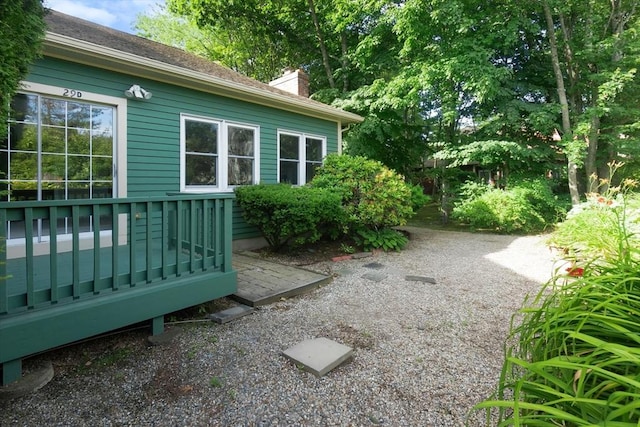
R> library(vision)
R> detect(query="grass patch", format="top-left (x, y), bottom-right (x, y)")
top-left (407, 202), bottom-right (468, 231)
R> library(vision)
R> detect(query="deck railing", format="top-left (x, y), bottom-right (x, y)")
top-left (0, 193), bottom-right (234, 315)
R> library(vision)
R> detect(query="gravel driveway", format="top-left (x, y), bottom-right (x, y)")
top-left (0, 227), bottom-right (558, 426)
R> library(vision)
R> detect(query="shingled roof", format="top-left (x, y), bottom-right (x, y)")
top-left (42, 10), bottom-right (363, 124)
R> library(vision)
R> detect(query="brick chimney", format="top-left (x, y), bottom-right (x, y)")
top-left (269, 68), bottom-right (310, 97)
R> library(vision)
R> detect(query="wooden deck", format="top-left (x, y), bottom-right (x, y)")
top-left (233, 253), bottom-right (332, 307)
top-left (1, 194), bottom-right (237, 385)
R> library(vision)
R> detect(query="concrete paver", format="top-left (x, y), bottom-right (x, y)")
top-left (282, 338), bottom-right (353, 377)
top-left (209, 305), bottom-right (255, 324)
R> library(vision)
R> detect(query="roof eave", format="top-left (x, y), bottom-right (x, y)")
top-left (43, 33), bottom-right (364, 124)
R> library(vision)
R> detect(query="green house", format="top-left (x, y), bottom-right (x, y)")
top-left (0, 11), bottom-right (362, 386)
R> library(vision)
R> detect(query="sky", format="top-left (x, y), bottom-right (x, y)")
top-left (44, 0), bottom-right (166, 34)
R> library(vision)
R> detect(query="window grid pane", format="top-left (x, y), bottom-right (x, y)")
top-left (185, 120), bottom-right (218, 154)
top-left (280, 160), bottom-right (299, 185)
top-left (228, 125), bottom-right (255, 186)
top-left (280, 134), bottom-right (300, 160)
top-left (186, 153), bottom-right (217, 186)
top-left (228, 157), bottom-right (253, 185)
top-left (306, 138), bottom-right (323, 162)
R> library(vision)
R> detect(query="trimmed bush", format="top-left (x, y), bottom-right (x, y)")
top-left (235, 184), bottom-right (343, 251)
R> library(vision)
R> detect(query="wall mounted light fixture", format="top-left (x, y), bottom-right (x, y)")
top-left (124, 84), bottom-right (152, 100)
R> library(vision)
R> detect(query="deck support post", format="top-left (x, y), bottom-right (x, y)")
top-left (151, 315), bottom-right (164, 336)
top-left (2, 358), bottom-right (22, 386)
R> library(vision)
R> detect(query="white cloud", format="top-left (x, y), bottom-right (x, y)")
top-left (45, 0), bottom-right (117, 27)
top-left (44, 0), bottom-right (165, 33)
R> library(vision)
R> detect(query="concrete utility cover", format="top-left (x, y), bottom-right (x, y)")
top-left (283, 338), bottom-right (354, 377)
top-left (0, 361), bottom-right (54, 400)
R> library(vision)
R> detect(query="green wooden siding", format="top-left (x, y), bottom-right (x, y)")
top-left (24, 57), bottom-right (341, 241)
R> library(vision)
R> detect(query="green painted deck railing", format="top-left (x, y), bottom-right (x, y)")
top-left (0, 194), bottom-right (234, 315)
top-left (0, 194), bottom-right (237, 385)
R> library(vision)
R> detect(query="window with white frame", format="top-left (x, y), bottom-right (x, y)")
top-left (1, 81), bottom-right (127, 244)
top-left (181, 114), bottom-right (259, 191)
top-left (278, 131), bottom-right (326, 185)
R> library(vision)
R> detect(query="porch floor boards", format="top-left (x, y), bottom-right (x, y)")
top-left (232, 252), bottom-right (332, 307)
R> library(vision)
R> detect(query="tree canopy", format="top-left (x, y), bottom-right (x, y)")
top-left (0, 0), bottom-right (47, 137)
top-left (137, 0), bottom-right (640, 200)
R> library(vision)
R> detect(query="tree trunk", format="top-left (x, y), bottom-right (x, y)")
top-left (543, 0), bottom-right (581, 205)
top-left (307, 0), bottom-right (335, 89)
top-left (341, 31), bottom-right (349, 92)
top-left (585, 113), bottom-right (600, 193)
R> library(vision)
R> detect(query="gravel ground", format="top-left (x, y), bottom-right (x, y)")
top-left (0, 227), bottom-right (559, 426)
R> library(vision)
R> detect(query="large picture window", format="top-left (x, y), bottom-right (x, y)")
top-left (181, 114), bottom-right (259, 191)
top-left (2, 93), bottom-right (115, 202)
top-left (1, 82), bottom-right (126, 243)
top-left (278, 131), bottom-right (326, 185)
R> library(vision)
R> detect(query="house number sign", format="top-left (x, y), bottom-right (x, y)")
top-left (62, 88), bottom-right (83, 98)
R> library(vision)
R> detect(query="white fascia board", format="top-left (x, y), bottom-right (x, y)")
top-left (43, 33), bottom-right (364, 124)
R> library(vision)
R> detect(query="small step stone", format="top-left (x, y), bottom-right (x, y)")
top-left (362, 272), bottom-right (386, 282)
top-left (405, 275), bottom-right (437, 284)
top-left (363, 262), bottom-right (384, 269)
top-left (209, 305), bottom-right (255, 324)
top-left (282, 337), bottom-right (353, 377)
top-left (351, 252), bottom-right (373, 260)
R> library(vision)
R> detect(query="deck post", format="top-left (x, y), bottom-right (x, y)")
top-left (151, 315), bottom-right (164, 336)
top-left (2, 358), bottom-right (22, 386)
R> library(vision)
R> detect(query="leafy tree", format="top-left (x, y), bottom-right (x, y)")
top-left (136, 4), bottom-right (289, 82)
top-left (0, 0), bottom-right (46, 137)
top-left (137, 0), bottom-right (640, 204)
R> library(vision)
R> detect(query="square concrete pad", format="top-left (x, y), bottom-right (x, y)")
top-left (282, 337), bottom-right (353, 377)
top-left (209, 305), bottom-right (254, 324)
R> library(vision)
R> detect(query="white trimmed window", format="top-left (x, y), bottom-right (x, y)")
top-left (2, 81), bottom-right (127, 247)
top-left (278, 131), bottom-right (326, 185)
top-left (2, 82), bottom-right (126, 202)
top-left (180, 114), bottom-right (259, 192)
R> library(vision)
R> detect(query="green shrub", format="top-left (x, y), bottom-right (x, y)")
top-left (452, 180), bottom-right (567, 234)
top-left (475, 244), bottom-right (640, 425)
top-left (354, 228), bottom-right (408, 252)
top-left (476, 264), bottom-right (640, 425)
top-left (508, 177), bottom-right (570, 224)
top-left (407, 183), bottom-right (431, 213)
top-left (547, 192), bottom-right (640, 264)
top-left (235, 184), bottom-right (343, 251)
top-left (310, 154), bottom-right (413, 231)
top-left (457, 180), bottom-right (492, 201)
top-left (452, 188), bottom-right (541, 233)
